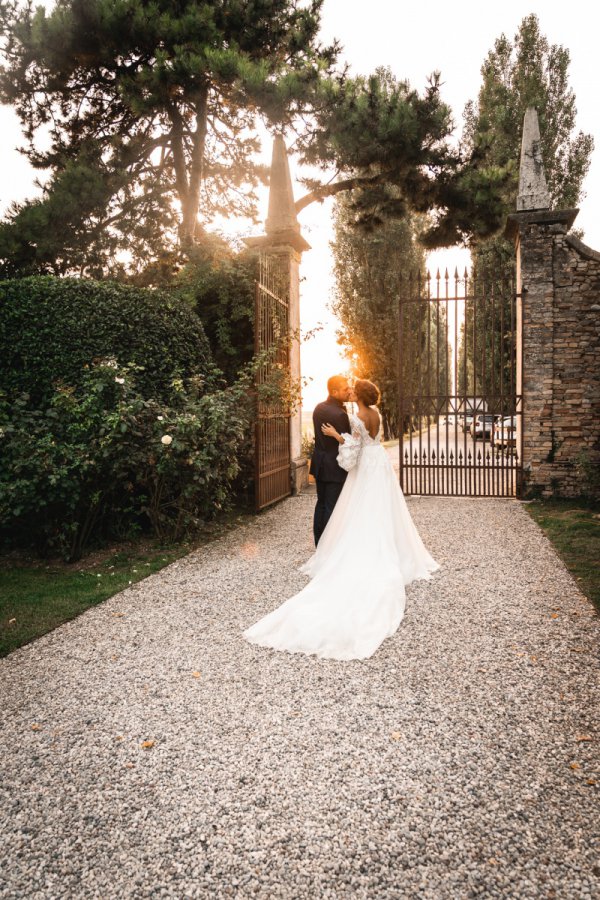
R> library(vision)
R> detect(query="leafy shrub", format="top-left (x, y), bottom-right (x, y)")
top-left (302, 432), bottom-right (315, 459)
top-left (0, 276), bottom-right (215, 404)
top-left (175, 235), bottom-right (255, 383)
top-left (0, 362), bottom-right (252, 560)
top-left (575, 449), bottom-right (600, 500)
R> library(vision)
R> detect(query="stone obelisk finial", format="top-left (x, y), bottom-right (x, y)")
top-left (517, 108), bottom-right (551, 211)
top-left (266, 134), bottom-right (299, 234)
top-left (263, 134), bottom-right (310, 252)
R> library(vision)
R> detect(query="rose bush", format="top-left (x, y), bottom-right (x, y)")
top-left (0, 362), bottom-right (252, 560)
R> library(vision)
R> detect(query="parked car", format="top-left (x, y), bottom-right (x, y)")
top-left (493, 416), bottom-right (517, 450)
top-left (459, 400), bottom-right (488, 432)
top-left (470, 414), bottom-right (497, 440)
top-left (462, 412), bottom-right (476, 433)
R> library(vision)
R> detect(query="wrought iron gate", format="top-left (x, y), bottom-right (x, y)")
top-left (398, 269), bottom-right (523, 497)
top-left (254, 252), bottom-right (292, 511)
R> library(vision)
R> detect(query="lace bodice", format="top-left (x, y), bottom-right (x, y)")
top-left (336, 411), bottom-right (382, 472)
top-left (349, 412), bottom-right (382, 446)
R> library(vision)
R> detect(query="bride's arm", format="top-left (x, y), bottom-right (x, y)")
top-left (321, 422), bottom-right (345, 443)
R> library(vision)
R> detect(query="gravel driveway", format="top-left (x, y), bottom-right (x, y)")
top-left (1, 492), bottom-right (598, 899)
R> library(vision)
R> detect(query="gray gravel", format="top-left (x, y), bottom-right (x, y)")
top-left (1, 491), bottom-right (599, 899)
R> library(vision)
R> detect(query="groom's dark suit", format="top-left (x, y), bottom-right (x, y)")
top-left (310, 396), bottom-right (350, 546)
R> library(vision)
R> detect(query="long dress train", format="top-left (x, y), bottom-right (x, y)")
top-left (242, 414), bottom-right (439, 660)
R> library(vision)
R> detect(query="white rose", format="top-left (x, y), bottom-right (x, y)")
top-left (115, 377), bottom-right (125, 384)
top-left (157, 415), bottom-right (164, 421)
top-left (161, 435), bottom-right (173, 446)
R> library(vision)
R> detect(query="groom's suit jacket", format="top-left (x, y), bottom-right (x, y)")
top-left (310, 397), bottom-right (351, 484)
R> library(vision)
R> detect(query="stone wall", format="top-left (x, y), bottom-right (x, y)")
top-left (512, 213), bottom-right (600, 498)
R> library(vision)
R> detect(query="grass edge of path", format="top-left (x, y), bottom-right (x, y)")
top-left (0, 507), bottom-right (254, 658)
top-left (525, 498), bottom-right (599, 613)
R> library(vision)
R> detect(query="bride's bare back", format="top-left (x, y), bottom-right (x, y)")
top-left (356, 404), bottom-right (380, 439)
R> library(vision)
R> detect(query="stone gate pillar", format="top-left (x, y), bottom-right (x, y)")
top-left (248, 135), bottom-right (311, 494)
top-left (506, 107), bottom-right (599, 497)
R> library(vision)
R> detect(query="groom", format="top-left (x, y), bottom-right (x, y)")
top-left (310, 375), bottom-right (351, 545)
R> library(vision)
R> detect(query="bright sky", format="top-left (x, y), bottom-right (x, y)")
top-left (1, 0), bottom-right (598, 410)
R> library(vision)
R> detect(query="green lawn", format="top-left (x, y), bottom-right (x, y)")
top-left (0, 512), bottom-right (252, 658)
top-left (526, 499), bottom-right (600, 612)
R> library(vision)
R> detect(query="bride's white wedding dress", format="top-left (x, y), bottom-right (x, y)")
top-left (243, 413), bottom-right (439, 660)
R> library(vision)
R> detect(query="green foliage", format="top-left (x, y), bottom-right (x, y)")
top-left (0, 0), bottom-right (337, 276)
top-left (464, 13), bottom-right (594, 276)
top-left (458, 14), bottom-right (594, 397)
top-left (0, 3), bottom-right (515, 278)
top-left (331, 192), bottom-right (444, 438)
top-left (464, 15), bottom-right (593, 214)
top-left (0, 361), bottom-right (252, 560)
top-left (575, 449), bottom-right (600, 501)
top-left (0, 276), bottom-right (214, 405)
top-left (301, 432), bottom-right (315, 460)
top-left (174, 234), bottom-right (255, 382)
top-left (526, 499), bottom-right (600, 611)
top-left (296, 66), bottom-right (511, 247)
top-left (0, 543), bottom-right (188, 658)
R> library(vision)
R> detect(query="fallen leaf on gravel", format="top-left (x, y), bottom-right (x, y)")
top-left (391, 731), bottom-right (402, 741)
top-left (141, 740), bottom-right (155, 749)
top-left (587, 778), bottom-right (597, 785)
top-left (569, 762), bottom-right (581, 770)
top-left (112, 612), bottom-right (125, 618)
top-left (530, 655), bottom-right (537, 663)
top-left (488, 858), bottom-right (499, 865)
top-left (115, 735), bottom-right (124, 741)
top-left (575, 735), bottom-right (593, 742)
top-left (550, 613), bottom-right (559, 619)
top-left (8, 617), bottom-right (16, 624)
top-left (192, 671), bottom-right (201, 678)
top-left (31, 723), bottom-right (42, 731)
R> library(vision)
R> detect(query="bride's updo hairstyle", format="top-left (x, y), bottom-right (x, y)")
top-left (354, 378), bottom-right (380, 407)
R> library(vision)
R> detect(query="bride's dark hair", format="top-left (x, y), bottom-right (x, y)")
top-left (354, 379), bottom-right (380, 407)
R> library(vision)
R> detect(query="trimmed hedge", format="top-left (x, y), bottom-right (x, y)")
top-left (0, 276), bottom-right (214, 403)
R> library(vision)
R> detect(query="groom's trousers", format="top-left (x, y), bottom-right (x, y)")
top-left (313, 479), bottom-right (344, 546)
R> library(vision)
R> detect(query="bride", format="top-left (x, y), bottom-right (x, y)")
top-left (243, 379), bottom-right (439, 660)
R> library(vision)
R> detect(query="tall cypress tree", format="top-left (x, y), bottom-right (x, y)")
top-left (331, 188), bottom-right (450, 439)
top-left (458, 14), bottom-right (594, 399)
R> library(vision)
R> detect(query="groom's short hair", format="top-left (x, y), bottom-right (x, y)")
top-left (327, 375), bottom-right (347, 395)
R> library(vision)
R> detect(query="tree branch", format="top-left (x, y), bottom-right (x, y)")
top-left (295, 172), bottom-right (387, 213)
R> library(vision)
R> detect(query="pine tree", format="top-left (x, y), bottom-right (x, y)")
top-left (0, 9), bottom-right (510, 279)
top-left (0, 0), bottom-right (338, 276)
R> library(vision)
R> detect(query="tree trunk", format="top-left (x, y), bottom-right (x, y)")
top-left (169, 89), bottom-right (209, 249)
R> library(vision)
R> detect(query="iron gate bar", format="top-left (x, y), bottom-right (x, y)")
top-left (254, 252), bottom-right (292, 512)
top-left (398, 270), bottom-right (523, 498)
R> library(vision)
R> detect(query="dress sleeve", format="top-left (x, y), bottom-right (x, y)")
top-left (336, 430), bottom-right (361, 472)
